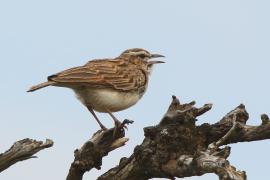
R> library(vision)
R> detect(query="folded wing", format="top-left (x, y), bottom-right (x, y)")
top-left (48, 59), bottom-right (146, 91)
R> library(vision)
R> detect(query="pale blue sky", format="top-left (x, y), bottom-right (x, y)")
top-left (0, 1), bottom-right (269, 180)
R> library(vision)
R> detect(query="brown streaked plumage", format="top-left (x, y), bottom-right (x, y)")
top-left (28, 48), bottom-right (165, 130)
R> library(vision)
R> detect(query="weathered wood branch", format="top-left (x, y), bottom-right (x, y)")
top-left (66, 120), bottom-right (133, 180)
top-left (3, 95), bottom-right (268, 180)
top-left (95, 96), bottom-right (269, 180)
top-left (0, 138), bottom-right (53, 172)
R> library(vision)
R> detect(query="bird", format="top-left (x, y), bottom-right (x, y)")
top-left (28, 48), bottom-right (165, 130)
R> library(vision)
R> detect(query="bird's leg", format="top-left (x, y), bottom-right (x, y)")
top-left (86, 106), bottom-right (107, 130)
top-left (106, 110), bottom-right (134, 138)
top-left (106, 110), bottom-right (122, 128)
top-left (105, 110), bottom-right (128, 138)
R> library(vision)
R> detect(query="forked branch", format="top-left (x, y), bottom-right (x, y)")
top-left (66, 120), bottom-right (133, 180)
top-left (3, 95), bottom-right (269, 180)
top-left (96, 96), bottom-right (270, 180)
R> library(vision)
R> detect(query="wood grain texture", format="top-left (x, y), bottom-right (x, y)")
top-left (96, 96), bottom-right (269, 180)
top-left (66, 120), bottom-right (133, 180)
top-left (2, 95), bottom-right (270, 180)
top-left (0, 138), bottom-right (53, 172)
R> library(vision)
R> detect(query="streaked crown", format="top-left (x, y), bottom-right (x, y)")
top-left (119, 48), bottom-right (165, 74)
top-left (119, 48), bottom-right (151, 60)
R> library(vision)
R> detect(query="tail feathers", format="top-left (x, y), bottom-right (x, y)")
top-left (27, 81), bottom-right (55, 92)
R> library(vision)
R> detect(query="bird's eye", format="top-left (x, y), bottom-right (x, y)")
top-left (139, 54), bottom-right (146, 59)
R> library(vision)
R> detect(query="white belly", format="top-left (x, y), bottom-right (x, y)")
top-left (74, 88), bottom-right (143, 112)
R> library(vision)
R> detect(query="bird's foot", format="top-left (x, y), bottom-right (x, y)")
top-left (113, 120), bottom-right (123, 139)
top-left (121, 119), bottom-right (134, 130)
top-left (113, 119), bottom-right (134, 139)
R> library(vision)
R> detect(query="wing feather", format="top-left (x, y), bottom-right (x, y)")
top-left (48, 59), bottom-right (146, 91)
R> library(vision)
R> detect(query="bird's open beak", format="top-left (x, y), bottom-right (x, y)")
top-left (150, 54), bottom-right (165, 59)
top-left (149, 54), bottom-right (165, 64)
top-left (148, 60), bottom-right (165, 65)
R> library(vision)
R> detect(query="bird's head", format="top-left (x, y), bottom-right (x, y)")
top-left (119, 48), bottom-right (165, 74)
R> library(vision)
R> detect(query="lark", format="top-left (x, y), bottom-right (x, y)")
top-left (28, 48), bottom-right (165, 130)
